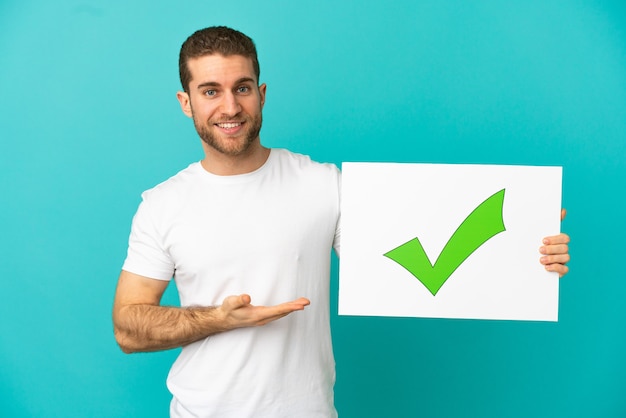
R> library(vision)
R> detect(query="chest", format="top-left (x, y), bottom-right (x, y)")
top-left (162, 179), bottom-right (337, 284)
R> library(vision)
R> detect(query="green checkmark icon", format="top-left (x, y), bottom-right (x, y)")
top-left (383, 189), bottom-right (506, 296)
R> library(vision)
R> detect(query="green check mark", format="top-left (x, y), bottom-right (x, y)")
top-left (383, 189), bottom-right (506, 296)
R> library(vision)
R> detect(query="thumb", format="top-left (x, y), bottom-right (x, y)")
top-left (239, 294), bottom-right (252, 305)
top-left (223, 294), bottom-right (251, 310)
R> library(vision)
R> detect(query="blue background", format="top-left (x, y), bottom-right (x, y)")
top-left (1, 1), bottom-right (625, 417)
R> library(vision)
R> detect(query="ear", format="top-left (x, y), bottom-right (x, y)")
top-left (258, 83), bottom-right (267, 109)
top-left (176, 91), bottom-right (193, 118)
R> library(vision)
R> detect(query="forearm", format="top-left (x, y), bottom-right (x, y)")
top-left (113, 304), bottom-right (229, 353)
top-left (113, 271), bottom-right (311, 354)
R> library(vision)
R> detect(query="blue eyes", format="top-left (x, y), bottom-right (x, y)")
top-left (203, 86), bottom-right (251, 97)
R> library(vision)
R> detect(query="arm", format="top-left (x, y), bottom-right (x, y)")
top-left (112, 270), bottom-right (310, 353)
top-left (539, 209), bottom-right (570, 277)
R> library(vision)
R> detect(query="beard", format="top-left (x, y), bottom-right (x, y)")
top-left (193, 111), bottom-right (263, 157)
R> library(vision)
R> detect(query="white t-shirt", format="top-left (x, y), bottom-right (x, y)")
top-left (123, 149), bottom-right (341, 417)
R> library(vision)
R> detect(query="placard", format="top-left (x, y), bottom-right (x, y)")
top-left (338, 162), bottom-right (562, 321)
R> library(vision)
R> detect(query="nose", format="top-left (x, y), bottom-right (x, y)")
top-left (220, 91), bottom-right (241, 116)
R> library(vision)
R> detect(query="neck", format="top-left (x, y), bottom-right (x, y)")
top-left (200, 141), bottom-right (270, 176)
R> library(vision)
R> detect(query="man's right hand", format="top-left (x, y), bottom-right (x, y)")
top-left (113, 270), bottom-right (310, 353)
top-left (219, 294), bottom-right (311, 328)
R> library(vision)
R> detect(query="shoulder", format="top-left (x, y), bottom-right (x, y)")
top-left (140, 162), bottom-right (203, 207)
top-left (272, 148), bottom-right (340, 178)
top-left (270, 149), bottom-right (341, 204)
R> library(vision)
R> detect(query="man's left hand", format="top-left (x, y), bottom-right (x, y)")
top-left (540, 208), bottom-right (570, 277)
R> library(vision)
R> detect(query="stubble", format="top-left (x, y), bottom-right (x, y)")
top-left (193, 112), bottom-right (263, 157)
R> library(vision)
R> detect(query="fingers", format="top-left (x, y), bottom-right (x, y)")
top-left (561, 208), bottom-right (567, 221)
top-left (285, 297), bottom-right (311, 309)
top-left (220, 295), bottom-right (310, 328)
top-left (540, 243), bottom-right (569, 256)
top-left (264, 298), bottom-right (310, 316)
top-left (540, 234), bottom-right (570, 263)
top-left (542, 233), bottom-right (570, 246)
top-left (539, 231), bottom-right (570, 278)
top-left (247, 298), bottom-right (310, 326)
top-left (544, 262), bottom-right (569, 278)
top-left (540, 253), bottom-right (570, 265)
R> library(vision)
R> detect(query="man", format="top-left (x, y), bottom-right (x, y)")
top-left (113, 26), bottom-right (570, 417)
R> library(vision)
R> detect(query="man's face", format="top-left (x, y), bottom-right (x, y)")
top-left (177, 54), bottom-right (266, 157)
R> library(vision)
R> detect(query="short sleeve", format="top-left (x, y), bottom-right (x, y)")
top-left (122, 196), bottom-right (175, 281)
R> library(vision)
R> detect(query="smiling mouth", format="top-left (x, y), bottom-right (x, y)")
top-left (216, 122), bottom-right (243, 129)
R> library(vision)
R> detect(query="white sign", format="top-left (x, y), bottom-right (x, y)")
top-left (338, 162), bottom-right (562, 321)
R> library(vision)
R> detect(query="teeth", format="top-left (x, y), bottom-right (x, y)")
top-left (217, 122), bottom-right (241, 129)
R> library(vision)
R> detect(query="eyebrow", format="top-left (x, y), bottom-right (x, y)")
top-left (195, 77), bottom-right (257, 90)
